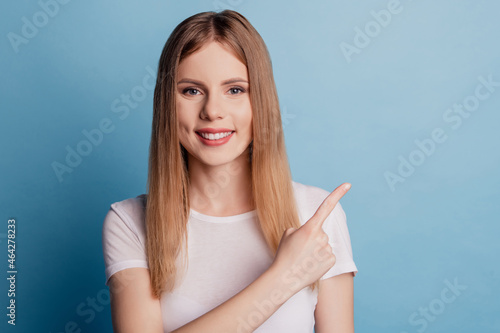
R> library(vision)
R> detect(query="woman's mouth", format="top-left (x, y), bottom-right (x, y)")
top-left (195, 131), bottom-right (235, 146)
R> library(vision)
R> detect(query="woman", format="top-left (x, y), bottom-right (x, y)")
top-left (102, 9), bottom-right (357, 333)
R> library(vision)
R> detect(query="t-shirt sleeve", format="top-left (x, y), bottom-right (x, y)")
top-left (320, 202), bottom-right (358, 280)
top-left (101, 203), bottom-right (148, 286)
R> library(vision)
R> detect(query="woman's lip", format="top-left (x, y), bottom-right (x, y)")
top-left (195, 131), bottom-right (234, 146)
top-left (195, 130), bottom-right (234, 135)
top-left (196, 128), bottom-right (234, 133)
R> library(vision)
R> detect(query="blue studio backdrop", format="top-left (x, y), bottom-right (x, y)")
top-left (1, 0), bottom-right (499, 332)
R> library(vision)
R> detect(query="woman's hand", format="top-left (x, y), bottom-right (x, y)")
top-left (269, 183), bottom-right (351, 294)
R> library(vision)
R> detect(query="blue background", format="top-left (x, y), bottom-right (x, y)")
top-left (1, 0), bottom-right (499, 332)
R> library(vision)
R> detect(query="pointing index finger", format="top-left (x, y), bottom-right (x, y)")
top-left (310, 183), bottom-right (351, 229)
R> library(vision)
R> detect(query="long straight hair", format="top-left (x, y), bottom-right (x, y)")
top-left (145, 9), bottom-right (320, 298)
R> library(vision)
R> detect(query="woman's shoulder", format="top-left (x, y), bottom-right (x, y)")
top-left (105, 194), bottom-right (148, 235)
top-left (110, 194), bottom-right (147, 210)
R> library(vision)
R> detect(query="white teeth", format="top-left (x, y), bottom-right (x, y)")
top-left (199, 131), bottom-right (233, 140)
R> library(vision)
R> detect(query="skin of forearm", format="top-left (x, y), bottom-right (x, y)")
top-left (170, 267), bottom-right (299, 333)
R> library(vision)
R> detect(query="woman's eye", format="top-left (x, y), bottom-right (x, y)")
top-left (228, 87), bottom-right (245, 95)
top-left (183, 88), bottom-right (200, 96)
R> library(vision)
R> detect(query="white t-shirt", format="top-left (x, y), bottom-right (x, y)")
top-left (102, 180), bottom-right (358, 332)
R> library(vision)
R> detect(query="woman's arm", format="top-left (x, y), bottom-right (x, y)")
top-left (314, 272), bottom-right (355, 333)
top-left (109, 265), bottom-right (299, 333)
top-left (109, 268), bottom-right (164, 333)
top-left (172, 266), bottom-right (297, 332)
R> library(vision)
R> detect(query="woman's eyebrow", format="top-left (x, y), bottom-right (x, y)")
top-left (177, 78), bottom-right (202, 86)
top-left (221, 77), bottom-right (249, 85)
top-left (177, 77), bottom-right (249, 85)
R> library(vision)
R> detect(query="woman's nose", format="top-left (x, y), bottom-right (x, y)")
top-left (200, 92), bottom-right (224, 120)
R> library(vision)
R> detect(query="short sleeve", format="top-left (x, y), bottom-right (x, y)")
top-left (320, 202), bottom-right (358, 280)
top-left (101, 203), bottom-right (148, 286)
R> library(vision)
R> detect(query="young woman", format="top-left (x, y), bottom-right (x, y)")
top-left (102, 9), bottom-right (357, 333)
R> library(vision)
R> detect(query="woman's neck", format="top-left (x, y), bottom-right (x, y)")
top-left (187, 150), bottom-right (254, 217)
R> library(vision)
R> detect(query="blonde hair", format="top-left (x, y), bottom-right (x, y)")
top-left (145, 9), bottom-right (320, 298)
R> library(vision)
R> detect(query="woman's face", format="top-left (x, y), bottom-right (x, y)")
top-left (176, 41), bottom-right (253, 167)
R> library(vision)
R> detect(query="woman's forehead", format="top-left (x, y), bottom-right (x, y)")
top-left (177, 42), bottom-right (248, 83)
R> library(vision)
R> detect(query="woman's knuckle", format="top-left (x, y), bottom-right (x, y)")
top-left (330, 253), bottom-right (336, 265)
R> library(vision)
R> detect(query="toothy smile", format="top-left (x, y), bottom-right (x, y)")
top-left (197, 131), bottom-right (234, 140)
